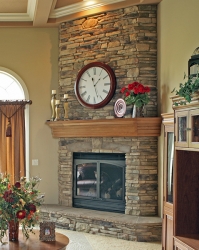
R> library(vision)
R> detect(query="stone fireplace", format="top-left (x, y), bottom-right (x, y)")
top-left (43, 4), bottom-right (162, 242)
top-left (44, 120), bottom-right (162, 241)
top-left (57, 132), bottom-right (159, 216)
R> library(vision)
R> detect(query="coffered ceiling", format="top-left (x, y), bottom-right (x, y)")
top-left (0, 0), bottom-right (161, 27)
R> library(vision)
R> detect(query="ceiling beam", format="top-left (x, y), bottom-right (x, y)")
top-left (28, 0), bottom-right (55, 26)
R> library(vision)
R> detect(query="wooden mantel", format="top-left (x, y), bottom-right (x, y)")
top-left (46, 117), bottom-right (162, 138)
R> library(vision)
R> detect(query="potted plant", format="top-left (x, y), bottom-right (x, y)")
top-left (120, 81), bottom-right (150, 117)
top-left (0, 173), bottom-right (43, 244)
top-left (172, 74), bottom-right (199, 106)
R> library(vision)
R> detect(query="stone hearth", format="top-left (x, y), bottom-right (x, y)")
top-left (41, 205), bottom-right (162, 242)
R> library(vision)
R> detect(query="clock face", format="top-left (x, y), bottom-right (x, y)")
top-left (75, 62), bottom-right (116, 109)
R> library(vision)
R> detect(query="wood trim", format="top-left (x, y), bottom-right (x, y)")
top-left (171, 92), bottom-right (199, 110)
top-left (161, 112), bottom-right (174, 126)
top-left (46, 117), bottom-right (162, 138)
top-left (174, 235), bottom-right (199, 250)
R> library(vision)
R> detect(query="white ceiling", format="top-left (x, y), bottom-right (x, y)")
top-left (0, 0), bottom-right (162, 27)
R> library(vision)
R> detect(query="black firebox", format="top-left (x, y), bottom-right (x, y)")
top-left (73, 152), bottom-right (125, 213)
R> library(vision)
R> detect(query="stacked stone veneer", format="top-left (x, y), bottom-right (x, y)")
top-left (59, 5), bottom-right (157, 119)
top-left (57, 2), bottom-right (159, 222)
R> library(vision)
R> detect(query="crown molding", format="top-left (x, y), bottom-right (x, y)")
top-left (50, 0), bottom-right (126, 18)
top-left (0, 13), bottom-right (31, 22)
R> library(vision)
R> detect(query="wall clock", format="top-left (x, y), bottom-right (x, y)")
top-left (74, 62), bottom-right (116, 109)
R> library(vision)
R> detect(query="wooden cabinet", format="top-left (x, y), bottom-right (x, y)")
top-left (161, 113), bottom-right (174, 250)
top-left (171, 96), bottom-right (199, 250)
top-left (174, 236), bottom-right (199, 250)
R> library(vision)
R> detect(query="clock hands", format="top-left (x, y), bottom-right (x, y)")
top-left (94, 78), bottom-right (101, 87)
top-left (94, 86), bottom-right (99, 98)
top-left (92, 77), bottom-right (98, 98)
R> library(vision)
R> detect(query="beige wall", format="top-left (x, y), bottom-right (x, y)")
top-left (0, 28), bottom-right (59, 204)
top-left (157, 0), bottom-right (199, 215)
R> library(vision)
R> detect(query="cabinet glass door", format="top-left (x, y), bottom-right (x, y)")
top-left (167, 132), bottom-right (174, 203)
top-left (189, 109), bottom-right (199, 148)
top-left (175, 111), bottom-right (188, 147)
top-left (178, 116), bottom-right (187, 142)
top-left (192, 115), bottom-right (199, 142)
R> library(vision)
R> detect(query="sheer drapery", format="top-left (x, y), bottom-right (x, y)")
top-left (0, 105), bottom-right (25, 184)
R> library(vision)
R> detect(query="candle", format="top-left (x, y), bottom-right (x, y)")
top-left (52, 90), bottom-right (56, 94)
top-left (55, 100), bottom-right (60, 105)
top-left (64, 94), bottom-right (68, 99)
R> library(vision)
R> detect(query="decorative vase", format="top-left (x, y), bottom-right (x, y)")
top-left (8, 220), bottom-right (19, 241)
top-left (136, 105), bottom-right (145, 117)
top-left (132, 105), bottom-right (137, 118)
top-left (132, 105), bottom-right (145, 118)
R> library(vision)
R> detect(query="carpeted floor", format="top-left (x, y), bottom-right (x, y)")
top-left (56, 229), bottom-right (162, 250)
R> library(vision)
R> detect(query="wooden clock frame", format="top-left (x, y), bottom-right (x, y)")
top-left (74, 62), bottom-right (116, 109)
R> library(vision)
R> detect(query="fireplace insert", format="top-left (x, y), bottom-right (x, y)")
top-left (73, 152), bottom-right (125, 213)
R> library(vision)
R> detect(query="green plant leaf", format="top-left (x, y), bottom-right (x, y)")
top-left (172, 74), bottom-right (199, 106)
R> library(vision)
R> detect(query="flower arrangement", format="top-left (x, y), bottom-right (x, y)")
top-left (171, 74), bottom-right (199, 106)
top-left (0, 174), bottom-right (43, 244)
top-left (120, 81), bottom-right (150, 107)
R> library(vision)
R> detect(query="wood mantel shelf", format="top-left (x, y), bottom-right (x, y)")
top-left (46, 117), bottom-right (162, 138)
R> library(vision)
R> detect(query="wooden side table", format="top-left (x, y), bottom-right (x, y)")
top-left (1, 229), bottom-right (69, 250)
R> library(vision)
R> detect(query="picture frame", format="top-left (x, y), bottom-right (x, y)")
top-left (39, 222), bottom-right (55, 241)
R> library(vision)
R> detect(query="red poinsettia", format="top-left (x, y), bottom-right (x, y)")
top-left (3, 190), bottom-right (14, 203)
top-left (14, 181), bottom-right (21, 188)
top-left (16, 210), bottom-right (26, 219)
top-left (27, 204), bottom-right (36, 213)
top-left (120, 81), bottom-right (150, 107)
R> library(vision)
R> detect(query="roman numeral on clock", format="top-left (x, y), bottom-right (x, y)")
top-left (104, 83), bottom-right (110, 86)
top-left (93, 68), bottom-right (96, 75)
top-left (93, 97), bottom-right (96, 103)
top-left (86, 95), bottom-right (90, 102)
top-left (103, 89), bottom-right (108, 94)
top-left (86, 71), bottom-right (91, 77)
top-left (81, 91), bottom-right (87, 97)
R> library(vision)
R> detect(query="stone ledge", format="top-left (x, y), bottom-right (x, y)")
top-left (40, 205), bottom-right (162, 242)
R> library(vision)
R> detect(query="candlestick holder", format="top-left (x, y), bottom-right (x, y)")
top-left (64, 98), bottom-right (69, 120)
top-left (51, 94), bottom-right (56, 121)
top-left (54, 103), bottom-right (60, 121)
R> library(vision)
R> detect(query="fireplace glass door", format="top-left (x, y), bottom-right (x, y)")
top-left (73, 153), bottom-right (125, 213)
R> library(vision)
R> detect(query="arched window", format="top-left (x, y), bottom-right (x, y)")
top-left (0, 67), bottom-right (29, 177)
top-left (0, 72), bottom-right (24, 100)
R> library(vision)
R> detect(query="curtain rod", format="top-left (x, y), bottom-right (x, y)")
top-left (0, 100), bottom-right (32, 105)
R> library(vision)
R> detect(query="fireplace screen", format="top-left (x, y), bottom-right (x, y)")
top-left (73, 153), bottom-right (125, 213)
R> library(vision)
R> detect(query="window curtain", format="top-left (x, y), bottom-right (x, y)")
top-left (0, 105), bottom-right (25, 184)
